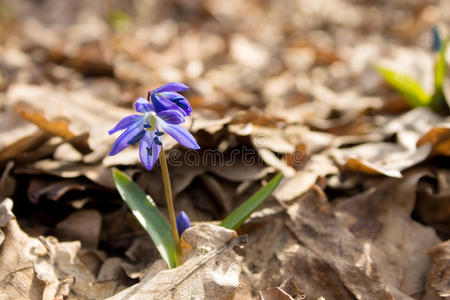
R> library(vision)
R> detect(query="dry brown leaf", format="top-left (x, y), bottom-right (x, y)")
top-left (6, 83), bottom-right (130, 162)
top-left (108, 224), bottom-right (244, 300)
top-left (0, 198), bottom-right (117, 300)
top-left (331, 142), bottom-right (431, 178)
top-left (20, 159), bottom-right (114, 188)
top-left (415, 169), bottom-right (450, 237)
top-left (237, 215), bottom-right (354, 300)
top-left (424, 240), bottom-right (450, 299)
top-left (273, 171), bottom-right (318, 202)
top-left (258, 277), bottom-right (305, 300)
top-left (286, 193), bottom-right (398, 299)
top-left (0, 130), bottom-right (51, 163)
top-left (333, 170), bottom-right (442, 297)
top-left (55, 209), bottom-right (102, 249)
top-left (417, 125), bottom-right (450, 157)
top-left (17, 105), bottom-right (75, 140)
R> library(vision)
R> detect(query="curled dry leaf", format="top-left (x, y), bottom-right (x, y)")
top-left (417, 124), bottom-right (450, 157)
top-left (258, 277), bottom-right (305, 300)
top-left (334, 170), bottom-right (441, 297)
top-left (6, 83), bottom-right (130, 161)
top-left (424, 240), bottom-right (450, 299)
top-left (331, 142), bottom-right (431, 178)
top-left (414, 169), bottom-right (450, 237)
top-left (237, 214), bottom-right (354, 300)
top-left (108, 224), bottom-right (244, 300)
top-left (0, 198), bottom-right (117, 300)
top-left (55, 209), bottom-right (102, 249)
top-left (286, 193), bottom-right (396, 299)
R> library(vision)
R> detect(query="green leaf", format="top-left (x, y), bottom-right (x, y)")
top-left (220, 173), bottom-right (283, 230)
top-left (434, 39), bottom-right (448, 92)
top-left (431, 38), bottom-right (448, 111)
top-left (112, 169), bottom-right (176, 268)
top-left (108, 9), bottom-right (131, 31)
top-left (376, 65), bottom-right (431, 108)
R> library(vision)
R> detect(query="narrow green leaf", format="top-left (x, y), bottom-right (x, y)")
top-left (431, 39), bottom-right (448, 112)
top-left (376, 65), bottom-right (431, 108)
top-left (112, 169), bottom-right (176, 268)
top-left (434, 39), bottom-right (448, 92)
top-left (220, 173), bottom-right (283, 230)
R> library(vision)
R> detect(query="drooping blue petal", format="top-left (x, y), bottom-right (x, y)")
top-left (157, 109), bottom-right (185, 124)
top-left (151, 93), bottom-right (186, 115)
top-left (153, 82), bottom-right (189, 93)
top-left (159, 122), bottom-right (200, 149)
top-left (159, 92), bottom-right (192, 115)
top-left (176, 211), bottom-right (191, 237)
top-left (108, 115), bottom-right (144, 135)
top-left (127, 129), bottom-right (145, 145)
top-left (139, 131), bottom-right (161, 171)
top-left (109, 122), bottom-right (144, 156)
top-left (135, 97), bottom-right (155, 113)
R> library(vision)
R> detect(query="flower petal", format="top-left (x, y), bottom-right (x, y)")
top-left (159, 92), bottom-right (192, 115)
top-left (108, 115), bottom-right (144, 135)
top-left (153, 82), bottom-right (189, 93)
top-left (160, 122), bottom-right (200, 149)
top-left (109, 122), bottom-right (144, 156)
top-left (157, 109), bottom-right (185, 124)
top-left (176, 211), bottom-right (191, 237)
top-left (139, 132), bottom-right (161, 171)
top-left (135, 97), bottom-right (155, 113)
top-left (151, 93), bottom-right (187, 115)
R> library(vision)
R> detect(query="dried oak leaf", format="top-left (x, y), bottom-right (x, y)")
top-left (0, 198), bottom-right (116, 300)
top-left (108, 224), bottom-right (244, 300)
top-left (417, 124), bottom-right (450, 157)
top-left (424, 240), bottom-right (450, 299)
top-left (236, 215), bottom-right (353, 300)
top-left (334, 169), bottom-right (441, 298)
top-left (55, 209), bottom-right (102, 249)
top-left (258, 277), bottom-right (305, 300)
top-left (286, 193), bottom-right (397, 299)
top-left (414, 169), bottom-right (450, 237)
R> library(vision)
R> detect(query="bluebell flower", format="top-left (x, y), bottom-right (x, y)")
top-left (149, 82), bottom-right (192, 116)
top-left (176, 211), bottom-right (191, 237)
top-left (108, 83), bottom-right (199, 170)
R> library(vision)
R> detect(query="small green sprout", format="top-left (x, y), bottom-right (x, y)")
top-left (376, 27), bottom-right (448, 112)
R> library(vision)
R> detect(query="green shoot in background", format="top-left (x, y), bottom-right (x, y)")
top-left (376, 29), bottom-right (448, 112)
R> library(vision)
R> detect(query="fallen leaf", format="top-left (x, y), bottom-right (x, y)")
top-left (331, 142), bottom-right (431, 178)
top-left (0, 198), bottom-right (117, 299)
top-left (417, 124), bottom-right (450, 156)
top-left (258, 277), bottom-right (305, 300)
top-left (334, 170), bottom-right (442, 297)
top-left (286, 193), bottom-right (397, 299)
top-left (414, 169), bottom-right (450, 237)
top-left (108, 224), bottom-right (244, 300)
top-left (55, 209), bottom-right (102, 249)
top-left (424, 240), bottom-right (450, 299)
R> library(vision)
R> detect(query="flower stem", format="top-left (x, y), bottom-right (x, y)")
top-left (159, 146), bottom-right (182, 267)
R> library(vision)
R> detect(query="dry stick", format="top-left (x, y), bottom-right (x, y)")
top-left (159, 146), bottom-right (182, 267)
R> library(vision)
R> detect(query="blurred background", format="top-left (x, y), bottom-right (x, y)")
top-left (0, 0), bottom-right (449, 298)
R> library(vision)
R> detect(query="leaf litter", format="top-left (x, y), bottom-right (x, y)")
top-left (0, 0), bottom-right (450, 299)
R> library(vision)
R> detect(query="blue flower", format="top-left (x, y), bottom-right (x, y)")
top-left (108, 83), bottom-right (199, 170)
top-left (149, 82), bottom-right (192, 116)
top-left (176, 211), bottom-right (191, 237)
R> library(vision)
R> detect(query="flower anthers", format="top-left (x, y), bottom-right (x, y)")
top-left (108, 83), bottom-right (199, 170)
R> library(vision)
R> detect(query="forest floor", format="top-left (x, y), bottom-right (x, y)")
top-left (0, 0), bottom-right (449, 299)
